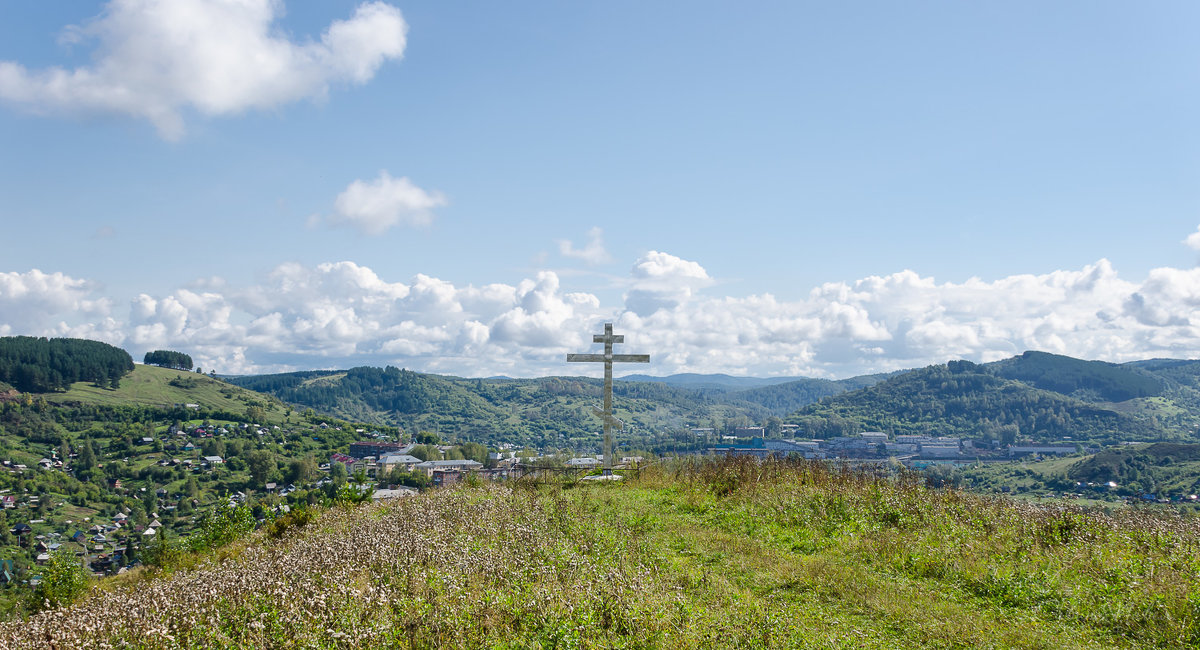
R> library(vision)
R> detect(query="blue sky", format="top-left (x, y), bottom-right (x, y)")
top-left (2, 1), bottom-right (1199, 378)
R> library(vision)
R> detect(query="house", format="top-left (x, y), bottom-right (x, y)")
top-left (329, 453), bottom-right (356, 472)
top-left (377, 453), bottom-right (423, 473)
top-left (414, 459), bottom-right (483, 477)
top-left (348, 441), bottom-right (405, 459)
top-left (565, 457), bottom-right (602, 468)
top-left (203, 455), bottom-right (224, 465)
top-left (860, 432), bottom-right (888, 445)
top-left (710, 438), bottom-right (824, 459)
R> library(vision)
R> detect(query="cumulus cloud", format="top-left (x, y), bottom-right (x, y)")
top-left (0, 269), bottom-right (113, 335)
top-left (1186, 225), bottom-right (1200, 251)
top-left (328, 172), bottom-right (445, 235)
top-left (625, 251), bottom-right (713, 316)
top-left (0, 0), bottom-right (407, 139)
top-left (557, 227), bottom-right (611, 265)
top-left (9, 251), bottom-right (1200, 378)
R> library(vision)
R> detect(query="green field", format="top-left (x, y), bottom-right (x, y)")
top-left (4, 458), bottom-right (1197, 648)
top-left (43, 364), bottom-right (288, 422)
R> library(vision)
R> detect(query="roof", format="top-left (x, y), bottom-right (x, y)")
top-left (372, 488), bottom-right (417, 499)
top-left (566, 457), bottom-right (601, 466)
top-left (378, 454), bottom-right (423, 465)
top-left (416, 459), bottom-right (483, 469)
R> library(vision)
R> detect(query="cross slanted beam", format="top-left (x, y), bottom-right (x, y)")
top-left (567, 323), bottom-right (649, 472)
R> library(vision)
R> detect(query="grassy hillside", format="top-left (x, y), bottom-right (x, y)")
top-left (1066, 443), bottom-right (1200, 494)
top-left (956, 443), bottom-right (1200, 504)
top-left (4, 458), bottom-right (1198, 648)
top-left (43, 364), bottom-right (289, 421)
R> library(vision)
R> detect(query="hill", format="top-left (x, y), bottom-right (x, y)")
top-left (2, 459), bottom-right (1197, 648)
top-left (956, 442), bottom-right (1200, 502)
top-left (987, 351), bottom-right (1164, 402)
top-left (787, 361), bottom-right (1168, 444)
top-left (1065, 442), bottom-right (1200, 494)
top-left (43, 364), bottom-right (289, 421)
top-left (0, 337), bottom-right (133, 393)
top-left (718, 372), bottom-right (896, 416)
top-left (229, 367), bottom-right (757, 449)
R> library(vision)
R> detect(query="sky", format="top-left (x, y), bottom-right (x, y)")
top-left (1, 1), bottom-right (1200, 379)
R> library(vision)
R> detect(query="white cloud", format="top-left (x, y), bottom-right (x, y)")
top-left (1185, 225), bottom-right (1200, 251)
top-left (557, 227), bottom-right (611, 265)
top-left (10, 248), bottom-right (1200, 378)
top-left (329, 172), bottom-right (445, 235)
top-left (625, 251), bottom-right (713, 316)
top-left (0, 269), bottom-right (112, 334)
top-left (0, 0), bottom-right (407, 139)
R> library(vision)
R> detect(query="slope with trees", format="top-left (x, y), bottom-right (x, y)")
top-left (0, 337), bottom-right (133, 393)
top-left (787, 361), bottom-right (1167, 444)
top-left (988, 351), bottom-right (1163, 402)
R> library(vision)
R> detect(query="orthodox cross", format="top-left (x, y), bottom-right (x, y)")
top-left (567, 323), bottom-right (649, 472)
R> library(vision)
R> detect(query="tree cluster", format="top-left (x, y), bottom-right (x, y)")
top-left (0, 336), bottom-right (134, 393)
top-left (143, 350), bottom-right (193, 371)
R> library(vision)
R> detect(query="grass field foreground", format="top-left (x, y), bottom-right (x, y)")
top-left (1, 458), bottom-right (1198, 648)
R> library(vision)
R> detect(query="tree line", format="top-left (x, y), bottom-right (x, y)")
top-left (143, 350), bottom-right (193, 371)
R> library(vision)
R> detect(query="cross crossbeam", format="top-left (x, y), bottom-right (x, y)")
top-left (567, 323), bottom-right (649, 472)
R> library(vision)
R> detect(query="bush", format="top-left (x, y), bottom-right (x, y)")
top-left (143, 502), bottom-right (256, 569)
top-left (35, 549), bottom-right (89, 609)
top-left (265, 507), bottom-right (317, 539)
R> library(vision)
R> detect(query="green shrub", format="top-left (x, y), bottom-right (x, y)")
top-left (35, 549), bottom-right (89, 609)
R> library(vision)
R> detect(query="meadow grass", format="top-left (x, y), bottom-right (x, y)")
top-left (1, 457), bottom-right (1196, 648)
top-left (44, 364), bottom-right (282, 420)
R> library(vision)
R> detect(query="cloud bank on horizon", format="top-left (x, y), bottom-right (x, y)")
top-left (3, 244), bottom-right (1200, 379)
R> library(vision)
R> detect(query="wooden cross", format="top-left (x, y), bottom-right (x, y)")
top-left (567, 323), bottom-right (649, 472)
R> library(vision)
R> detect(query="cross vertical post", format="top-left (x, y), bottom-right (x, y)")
top-left (567, 323), bottom-right (649, 472)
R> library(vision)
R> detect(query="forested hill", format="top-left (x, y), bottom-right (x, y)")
top-left (987, 351), bottom-right (1164, 402)
top-left (229, 367), bottom-right (760, 447)
top-left (787, 361), bottom-right (1166, 445)
top-left (0, 337), bottom-right (133, 393)
top-left (616, 373), bottom-right (802, 391)
top-left (718, 372), bottom-right (897, 416)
